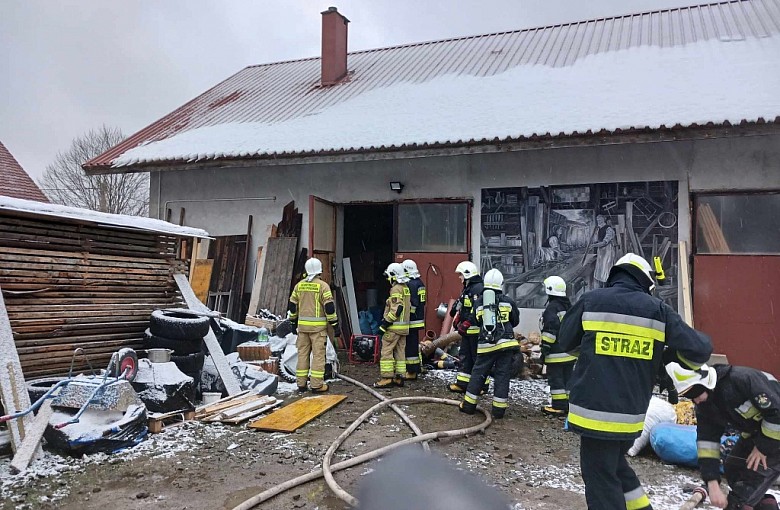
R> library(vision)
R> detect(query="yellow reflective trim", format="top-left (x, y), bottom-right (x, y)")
top-left (403, 287), bottom-right (410, 296)
top-left (551, 393), bottom-right (568, 400)
top-left (545, 353), bottom-right (578, 363)
top-left (594, 332), bottom-right (654, 360)
top-left (493, 401), bottom-right (509, 408)
top-left (582, 320), bottom-right (665, 342)
top-left (297, 282), bottom-right (320, 292)
top-left (541, 334), bottom-right (556, 344)
top-left (626, 494), bottom-right (651, 510)
top-left (464, 297), bottom-right (472, 307)
top-left (568, 412), bottom-right (644, 434)
top-left (389, 293), bottom-right (403, 299)
top-left (677, 351), bottom-right (704, 370)
top-left (418, 288), bottom-right (426, 302)
top-left (761, 421), bottom-right (780, 440)
top-left (698, 449), bottom-right (721, 459)
top-left (299, 320), bottom-right (327, 326)
top-left (464, 394), bottom-right (477, 404)
top-left (322, 291), bottom-right (333, 299)
top-left (310, 370), bottom-right (325, 378)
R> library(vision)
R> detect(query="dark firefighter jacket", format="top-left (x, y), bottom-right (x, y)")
top-left (695, 364), bottom-right (780, 482)
top-left (557, 271), bottom-right (713, 440)
top-left (540, 296), bottom-right (575, 364)
top-left (450, 275), bottom-right (484, 336)
top-left (471, 291), bottom-right (520, 354)
top-left (406, 277), bottom-right (426, 330)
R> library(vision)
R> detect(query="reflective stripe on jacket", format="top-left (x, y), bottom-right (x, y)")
top-left (540, 297), bottom-right (576, 364)
top-left (407, 277), bottom-right (426, 330)
top-left (474, 293), bottom-right (519, 354)
top-left (456, 276), bottom-right (484, 336)
top-left (289, 277), bottom-right (336, 332)
top-left (557, 271), bottom-right (712, 440)
top-left (384, 283), bottom-right (411, 334)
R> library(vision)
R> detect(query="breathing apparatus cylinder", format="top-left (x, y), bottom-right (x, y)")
top-left (482, 289), bottom-right (497, 340)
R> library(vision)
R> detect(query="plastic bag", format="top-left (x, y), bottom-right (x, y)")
top-left (628, 396), bottom-right (677, 456)
top-left (650, 422), bottom-right (699, 467)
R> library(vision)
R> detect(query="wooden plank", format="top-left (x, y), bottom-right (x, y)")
top-left (10, 399), bottom-right (52, 473)
top-left (342, 259), bottom-right (361, 339)
top-left (219, 400), bottom-right (281, 424)
top-left (247, 394), bottom-right (347, 433)
top-left (174, 273), bottom-right (241, 395)
top-left (257, 237), bottom-right (298, 315)
top-left (247, 228), bottom-right (271, 318)
top-left (679, 240), bottom-right (694, 327)
top-left (190, 259), bottom-right (214, 303)
top-left (0, 286), bottom-right (36, 454)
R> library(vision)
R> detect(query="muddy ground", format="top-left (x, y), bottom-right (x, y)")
top-left (1, 360), bottom-right (714, 510)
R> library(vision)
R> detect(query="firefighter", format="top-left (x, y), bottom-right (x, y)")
top-left (666, 362), bottom-right (780, 510)
top-left (539, 275), bottom-right (576, 416)
top-left (459, 269), bottom-right (519, 419)
top-left (448, 261), bottom-right (485, 393)
top-left (402, 259), bottom-right (426, 381)
top-left (374, 262), bottom-right (411, 388)
top-left (556, 253), bottom-right (713, 510)
top-left (287, 258), bottom-right (340, 393)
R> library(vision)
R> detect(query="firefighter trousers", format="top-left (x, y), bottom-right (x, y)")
top-left (296, 329), bottom-right (327, 389)
top-left (379, 331), bottom-right (407, 378)
top-left (454, 335), bottom-right (479, 389)
top-left (724, 437), bottom-right (780, 509)
top-left (405, 329), bottom-right (422, 374)
top-left (547, 361), bottom-right (575, 411)
top-left (580, 436), bottom-right (652, 510)
top-left (463, 346), bottom-right (518, 418)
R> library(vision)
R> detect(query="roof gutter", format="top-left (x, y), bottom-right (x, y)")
top-left (83, 121), bottom-right (780, 175)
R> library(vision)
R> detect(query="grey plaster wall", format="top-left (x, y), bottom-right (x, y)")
top-left (149, 132), bottom-right (780, 292)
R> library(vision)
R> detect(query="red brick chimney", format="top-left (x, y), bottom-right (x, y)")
top-left (321, 6), bottom-right (349, 86)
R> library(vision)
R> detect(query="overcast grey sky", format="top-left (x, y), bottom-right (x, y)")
top-left (1, 0), bottom-right (708, 181)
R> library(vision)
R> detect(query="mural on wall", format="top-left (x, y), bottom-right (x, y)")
top-left (481, 181), bottom-right (679, 309)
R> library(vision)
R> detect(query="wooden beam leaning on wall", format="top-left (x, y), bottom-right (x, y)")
top-left (0, 284), bottom-right (39, 456)
top-left (174, 274), bottom-right (242, 395)
top-left (247, 224), bottom-right (276, 319)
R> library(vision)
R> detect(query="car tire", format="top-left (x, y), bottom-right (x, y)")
top-left (143, 329), bottom-right (204, 355)
top-left (172, 351), bottom-right (205, 374)
top-left (149, 309), bottom-right (210, 341)
top-left (27, 376), bottom-right (68, 404)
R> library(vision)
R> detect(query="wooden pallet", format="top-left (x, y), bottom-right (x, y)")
top-left (147, 409), bottom-right (196, 434)
top-left (195, 392), bottom-right (280, 424)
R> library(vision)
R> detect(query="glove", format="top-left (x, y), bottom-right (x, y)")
top-left (379, 321), bottom-right (391, 334)
top-left (456, 320), bottom-right (471, 336)
top-left (333, 327), bottom-right (341, 338)
top-left (540, 345), bottom-right (550, 364)
top-left (290, 321), bottom-right (298, 335)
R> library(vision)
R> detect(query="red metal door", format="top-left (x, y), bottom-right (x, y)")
top-left (693, 255), bottom-right (780, 376)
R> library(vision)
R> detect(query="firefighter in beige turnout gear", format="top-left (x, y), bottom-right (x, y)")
top-left (288, 258), bottom-right (340, 393)
top-left (374, 262), bottom-right (411, 388)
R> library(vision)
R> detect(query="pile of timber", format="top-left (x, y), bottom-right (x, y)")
top-left (697, 203), bottom-right (731, 253)
top-left (0, 214), bottom-right (188, 379)
top-left (195, 391), bottom-right (280, 424)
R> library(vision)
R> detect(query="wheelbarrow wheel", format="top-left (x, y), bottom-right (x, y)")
top-left (110, 348), bottom-right (139, 382)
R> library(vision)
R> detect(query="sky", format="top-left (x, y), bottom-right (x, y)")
top-left (1, 0), bottom-right (711, 181)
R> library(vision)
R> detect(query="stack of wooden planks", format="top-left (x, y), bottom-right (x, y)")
top-left (0, 213), bottom-right (189, 379)
top-left (696, 203), bottom-right (731, 253)
top-left (195, 391), bottom-right (280, 424)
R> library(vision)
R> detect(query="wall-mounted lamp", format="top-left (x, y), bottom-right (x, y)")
top-left (390, 181), bottom-right (404, 194)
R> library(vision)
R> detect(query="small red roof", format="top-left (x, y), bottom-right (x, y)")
top-left (0, 142), bottom-right (49, 203)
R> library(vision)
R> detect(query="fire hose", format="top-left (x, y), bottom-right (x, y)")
top-left (231, 373), bottom-right (492, 510)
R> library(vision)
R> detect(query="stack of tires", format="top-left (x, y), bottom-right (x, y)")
top-left (145, 309), bottom-right (209, 395)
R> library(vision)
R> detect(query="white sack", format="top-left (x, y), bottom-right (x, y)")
top-left (628, 396), bottom-right (677, 456)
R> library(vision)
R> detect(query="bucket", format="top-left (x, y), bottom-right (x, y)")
top-left (202, 392), bottom-right (222, 405)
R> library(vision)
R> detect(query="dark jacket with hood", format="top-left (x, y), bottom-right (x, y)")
top-left (540, 296), bottom-right (576, 364)
top-left (557, 270), bottom-right (713, 440)
top-left (695, 364), bottom-right (780, 482)
top-left (451, 275), bottom-right (484, 337)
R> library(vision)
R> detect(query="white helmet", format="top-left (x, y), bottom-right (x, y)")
top-left (543, 275), bottom-right (567, 297)
top-left (402, 259), bottom-right (420, 279)
top-left (384, 262), bottom-right (409, 283)
top-left (483, 268), bottom-right (504, 291)
top-left (455, 261), bottom-right (479, 280)
top-left (304, 258), bottom-right (323, 282)
top-left (665, 362), bottom-right (717, 396)
top-left (609, 253), bottom-right (655, 293)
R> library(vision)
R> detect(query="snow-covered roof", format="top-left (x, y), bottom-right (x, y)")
top-left (0, 195), bottom-right (209, 238)
top-left (87, 0), bottom-right (780, 172)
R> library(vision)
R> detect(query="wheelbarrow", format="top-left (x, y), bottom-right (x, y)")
top-left (0, 347), bottom-right (140, 429)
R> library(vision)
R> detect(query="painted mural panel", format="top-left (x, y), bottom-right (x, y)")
top-left (481, 181), bottom-right (679, 309)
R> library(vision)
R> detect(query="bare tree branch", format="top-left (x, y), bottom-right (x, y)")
top-left (38, 126), bottom-right (149, 216)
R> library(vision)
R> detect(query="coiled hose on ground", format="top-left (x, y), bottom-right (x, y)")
top-left (231, 372), bottom-right (492, 510)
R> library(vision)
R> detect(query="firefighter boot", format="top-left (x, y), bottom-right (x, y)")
top-left (459, 401), bottom-right (476, 415)
top-left (311, 383), bottom-right (329, 393)
top-left (393, 375), bottom-right (405, 387)
top-left (492, 407), bottom-right (506, 420)
top-left (373, 378), bottom-right (395, 389)
top-left (297, 385), bottom-right (308, 393)
top-left (403, 372), bottom-right (418, 381)
top-left (449, 383), bottom-right (466, 393)
top-left (542, 405), bottom-right (567, 417)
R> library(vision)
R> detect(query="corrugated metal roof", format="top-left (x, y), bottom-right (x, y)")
top-left (0, 141), bottom-right (50, 202)
top-left (87, 0), bottom-right (780, 170)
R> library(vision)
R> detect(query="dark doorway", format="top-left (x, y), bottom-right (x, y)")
top-left (343, 204), bottom-right (394, 314)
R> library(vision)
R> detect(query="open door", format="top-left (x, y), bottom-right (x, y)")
top-left (309, 195), bottom-right (337, 284)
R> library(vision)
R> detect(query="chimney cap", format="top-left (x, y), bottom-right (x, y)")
top-left (321, 6), bottom-right (349, 21)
